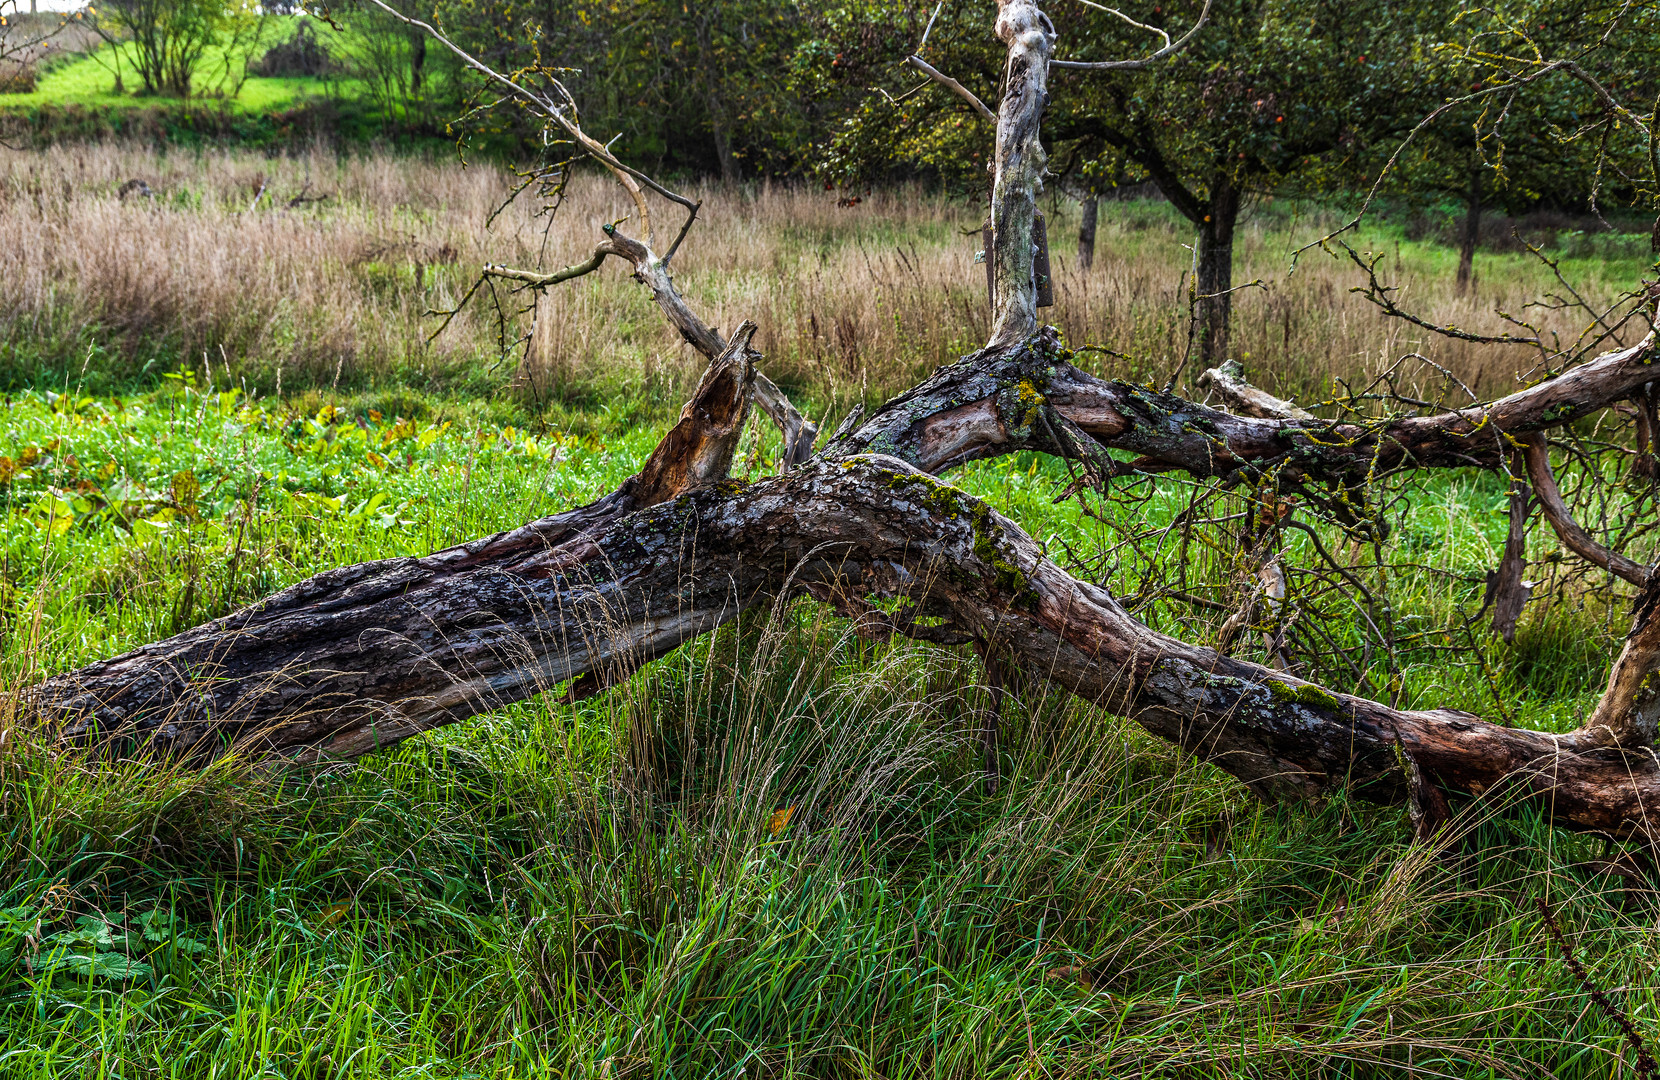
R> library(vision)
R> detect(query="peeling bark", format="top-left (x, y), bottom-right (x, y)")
top-left (1197, 360), bottom-right (1314, 421)
top-left (987, 0), bottom-right (1054, 350)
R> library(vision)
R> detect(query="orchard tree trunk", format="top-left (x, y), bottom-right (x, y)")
top-left (696, 15), bottom-right (738, 185)
top-left (1195, 172), bottom-right (1240, 364)
top-left (1457, 167), bottom-right (1482, 294)
top-left (1077, 193), bottom-right (1098, 269)
top-left (709, 95), bottom-right (738, 184)
top-left (410, 31), bottom-right (426, 97)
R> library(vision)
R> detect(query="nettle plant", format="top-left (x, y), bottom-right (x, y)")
top-left (2, 904), bottom-right (209, 982)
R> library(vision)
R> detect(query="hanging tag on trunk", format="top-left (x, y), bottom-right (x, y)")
top-left (1033, 210), bottom-right (1054, 308)
top-left (982, 212), bottom-right (1055, 310)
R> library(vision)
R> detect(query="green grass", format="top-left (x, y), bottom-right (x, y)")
top-left (3, 38), bottom-right (343, 113)
top-left (0, 361), bottom-right (1653, 1076)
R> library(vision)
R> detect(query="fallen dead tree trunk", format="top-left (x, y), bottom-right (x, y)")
top-left (24, 0), bottom-right (1660, 849)
top-left (31, 384), bottom-right (1660, 838)
top-left (29, 325), bottom-right (1660, 840)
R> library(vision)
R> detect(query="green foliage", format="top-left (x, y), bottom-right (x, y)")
top-left (84, 0), bottom-right (255, 97)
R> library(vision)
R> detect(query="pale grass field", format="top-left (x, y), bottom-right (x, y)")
top-left (0, 143), bottom-right (1650, 417)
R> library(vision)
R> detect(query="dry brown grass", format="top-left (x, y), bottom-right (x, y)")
top-left (0, 143), bottom-right (1649, 414)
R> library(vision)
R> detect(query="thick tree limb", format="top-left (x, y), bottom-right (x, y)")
top-left (823, 326), bottom-right (1659, 489)
top-left (1587, 576), bottom-right (1660, 749)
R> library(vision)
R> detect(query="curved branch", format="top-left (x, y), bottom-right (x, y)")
top-left (905, 55), bottom-right (997, 124)
top-left (482, 246), bottom-right (611, 288)
top-left (1521, 433), bottom-right (1651, 587)
top-left (1050, 0), bottom-right (1210, 70)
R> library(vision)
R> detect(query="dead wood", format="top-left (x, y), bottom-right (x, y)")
top-left (1485, 462), bottom-right (1533, 644)
top-left (33, 435), bottom-right (1660, 840)
top-left (1197, 360), bottom-right (1314, 420)
top-left (1522, 432), bottom-right (1651, 587)
top-left (23, 0), bottom-right (1660, 851)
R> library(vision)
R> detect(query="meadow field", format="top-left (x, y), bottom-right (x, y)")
top-left (1, 145), bottom-right (1659, 1077)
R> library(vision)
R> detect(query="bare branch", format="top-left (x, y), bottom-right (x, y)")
top-left (1051, 0), bottom-right (1211, 71)
top-left (905, 55), bottom-right (996, 124)
top-left (1521, 433), bottom-right (1651, 587)
top-left (481, 246), bottom-right (612, 289)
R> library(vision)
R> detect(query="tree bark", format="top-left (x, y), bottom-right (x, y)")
top-left (1457, 167), bottom-right (1482, 295)
top-left (32, 391), bottom-right (1660, 840)
top-left (986, 0), bottom-right (1054, 350)
top-left (1077, 193), bottom-right (1098, 270)
top-left (1486, 463), bottom-right (1531, 645)
top-left (1195, 172), bottom-right (1240, 365)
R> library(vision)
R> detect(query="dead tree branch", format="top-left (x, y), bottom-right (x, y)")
top-left (905, 55), bottom-right (997, 124)
top-left (1521, 433), bottom-right (1652, 587)
top-left (1050, 0), bottom-right (1212, 70)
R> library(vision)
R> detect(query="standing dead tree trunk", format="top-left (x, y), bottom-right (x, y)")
top-left (24, 0), bottom-right (1660, 846)
top-left (1077, 192), bottom-right (1099, 270)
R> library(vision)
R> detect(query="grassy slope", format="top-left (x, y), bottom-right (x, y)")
top-left (1, 160), bottom-right (1658, 1075)
top-left (0, 27), bottom-right (362, 115)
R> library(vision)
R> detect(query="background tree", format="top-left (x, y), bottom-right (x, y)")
top-left (1348, 0), bottom-right (1660, 293)
top-left (816, 0), bottom-right (1451, 364)
top-left (86, 0), bottom-right (226, 96)
top-left (336, 1), bottom-right (446, 129)
top-left (429, 0), bottom-right (819, 178)
top-left (0, 1), bottom-right (71, 94)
